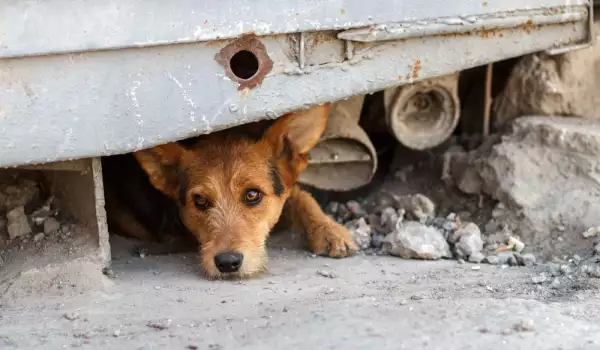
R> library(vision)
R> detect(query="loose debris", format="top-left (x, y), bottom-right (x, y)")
top-left (383, 222), bottom-right (451, 260)
top-left (0, 174), bottom-right (77, 271)
top-left (146, 319), bottom-right (172, 330)
top-left (325, 191), bottom-right (536, 267)
top-left (316, 270), bottom-right (337, 279)
top-left (514, 319), bottom-right (535, 332)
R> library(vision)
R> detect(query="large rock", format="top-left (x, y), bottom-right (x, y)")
top-left (466, 116), bottom-right (600, 257)
top-left (493, 21), bottom-right (600, 128)
top-left (383, 222), bottom-right (451, 260)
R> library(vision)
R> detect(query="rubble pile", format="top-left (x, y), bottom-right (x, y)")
top-left (328, 191), bottom-right (535, 267)
top-left (0, 175), bottom-right (74, 264)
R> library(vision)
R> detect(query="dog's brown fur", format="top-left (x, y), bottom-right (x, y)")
top-left (103, 104), bottom-right (357, 279)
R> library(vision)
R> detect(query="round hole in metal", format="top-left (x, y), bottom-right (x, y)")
top-left (230, 50), bottom-right (260, 80)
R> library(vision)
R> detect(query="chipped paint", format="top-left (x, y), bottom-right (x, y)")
top-left (338, 6), bottom-right (587, 42)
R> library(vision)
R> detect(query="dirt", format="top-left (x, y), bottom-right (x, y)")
top-left (4, 107), bottom-right (600, 348)
top-left (2, 235), bottom-right (600, 350)
top-left (1, 151), bottom-right (600, 349)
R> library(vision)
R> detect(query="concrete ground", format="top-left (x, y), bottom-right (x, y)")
top-left (2, 232), bottom-right (600, 350)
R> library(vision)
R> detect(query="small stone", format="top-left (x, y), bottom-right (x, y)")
top-left (43, 218), bottom-right (61, 235)
top-left (582, 226), bottom-right (600, 239)
top-left (485, 255), bottom-right (500, 265)
top-left (6, 206), bottom-right (32, 239)
top-left (147, 319), bottom-right (172, 330)
top-left (102, 267), bottom-right (116, 278)
top-left (547, 262), bottom-right (562, 277)
top-left (450, 222), bottom-right (481, 244)
top-left (337, 204), bottom-right (352, 222)
top-left (519, 253), bottom-right (536, 267)
top-left (383, 222), bottom-right (451, 260)
top-left (394, 193), bottom-right (436, 223)
top-left (493, 251), bottom-right (517, 266)
top-left (346, 200), bottom-right (367, 218)
top-left (371, 234), bottom-right (385, 249)
top-left (63, 312), bottom-right (79, 321)
top-left (112, 329), bottom-right (121, 337)
top-left (33, 232), bottom-right (44, 242)
top-left (514, 318), bottom-right (535, 332)
top-left (442, 221), bottom-right (457, 232)
top-left (345, 218), bottom-right (372, 250)
top-left (551, 278), bottom-right (561, 289)
top-left (468, 251), bottom-right (485, 263)
top-left (457, 258), bottom-right (465, 264)
top-left (137, 248), bottom-right (148, 258)
top-left (531, 274), bottom-right (547, 284)
top-left (453, 223), bottom-right (483, 259)
top-left (410, 293), bottom-right (425, 301)
top-left (380, 207), bottom-right (400, 233)
top-left (316, 270), bottom-right (337, 279)
top-left (594, 243), bottom-right (600, 255)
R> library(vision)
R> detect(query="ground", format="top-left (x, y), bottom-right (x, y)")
top-left (3, 135), bottom-right (600, 349)
top-left (2, 231), bottom-right (600, 350)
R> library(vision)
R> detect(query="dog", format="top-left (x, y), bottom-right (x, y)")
top-left (102, 104), bottom-right (358, 279)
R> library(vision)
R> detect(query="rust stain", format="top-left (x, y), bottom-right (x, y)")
top-left (411, 59), bottom-right (422, 79)
top-left (482, 1), bottom-right (488, 6)
top-left (214, 34), bottom-right (274, 91)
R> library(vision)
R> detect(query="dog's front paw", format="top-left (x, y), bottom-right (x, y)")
top-left (306, 222), bottom-right (358, 258)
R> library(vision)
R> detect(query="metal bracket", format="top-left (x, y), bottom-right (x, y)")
top-left (546, 2), bottom-right (595, 55)
top-left (338, 6), bottom-right (589, 43)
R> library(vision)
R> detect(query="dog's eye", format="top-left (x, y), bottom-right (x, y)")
top-left (243, 189), bottom-right (262, 206)
top-left (192, 194), bottom-right (211, 211)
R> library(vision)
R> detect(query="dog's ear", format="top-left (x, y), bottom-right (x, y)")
top-left (133, 143), bottom-right (190, 198)
top-left (264, 104), bottom-right (329, 156)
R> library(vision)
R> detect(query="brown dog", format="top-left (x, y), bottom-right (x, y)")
top-left (103, 104), bottom-right (358, 279)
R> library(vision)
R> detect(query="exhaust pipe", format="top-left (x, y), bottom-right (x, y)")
top-left (383, 73), bottom-right (460, 150)
top-left (299, 95), bottom-right (378, 191)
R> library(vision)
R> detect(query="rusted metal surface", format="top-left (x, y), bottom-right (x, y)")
top-left (0, 0), bottom-right (590, 59)
top-left (0, 0), bottom-right (591, 168)
top-left (214, 35), bottom-right (273, 90)
top-left (338, 6), bottom-right (588, 42)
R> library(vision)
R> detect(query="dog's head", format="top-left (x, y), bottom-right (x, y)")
top-left (134, 104), bottom-right (329, 279)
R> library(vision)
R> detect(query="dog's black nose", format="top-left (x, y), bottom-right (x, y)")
top-left (214, 252), bottom-right (244, 273)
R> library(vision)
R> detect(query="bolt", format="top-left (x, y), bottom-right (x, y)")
top-left (229, 104), bottom-right (238, 112)
top-left (330, 153), bottom-right (339, 160)
top-left (266, 110), bottom-right (276, 118)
